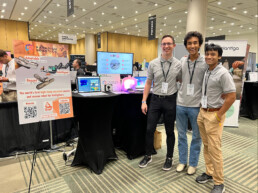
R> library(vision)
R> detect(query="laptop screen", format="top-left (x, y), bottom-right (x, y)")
top-left (77, 76), bottom-right (101, 92)
top-left (135, 76), bottom-right (152, 89)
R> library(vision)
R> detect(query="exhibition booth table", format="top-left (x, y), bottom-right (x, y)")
top-left (240, 81), bottom-right (258, 120)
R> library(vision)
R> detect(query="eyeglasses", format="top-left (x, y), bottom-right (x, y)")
top-left (161, 43), bottom-right (173, 46)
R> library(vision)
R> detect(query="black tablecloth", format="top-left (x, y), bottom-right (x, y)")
top-left (0, 102), bottom-right (50, 157)
top-left (240, 81), bottom-right (258, 120)
top-left (113, 93), bottom-right (153, 159)
top-left (71, 93), bottom-right (119, 174)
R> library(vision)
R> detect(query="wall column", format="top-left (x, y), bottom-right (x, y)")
top-left (85, 33), bottom-right (95, 65)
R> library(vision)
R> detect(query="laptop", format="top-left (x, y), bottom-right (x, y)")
top-left (134, 76), bottom-right (152, 90)
top-left (77, 76), bottom-right (101, 93)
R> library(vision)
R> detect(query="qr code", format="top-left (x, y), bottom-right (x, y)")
top-left (24, 106), bottom-right (37, 119)
top-left (59, 103), bottom-right (70, 114)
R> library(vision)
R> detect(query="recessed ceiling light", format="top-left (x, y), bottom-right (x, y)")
top-left (178, 20), bottom-right (182, 23)
top-left (237, 32), bottom-right (240, 34)
top-left (74, 25), bottom-right (77, 28)
top-left (99, 24), bottom-right (102, 27)
top-left (135, 25), bottom-right (138, 28)
top-left (228, 30), bottom-right (231, 32)
top-left (125, 28), bottom-right (127, 31)
top-left (57, 4), bottom-right (60, 7)
top-left (164, 17), bottom-right (167, 20)
top-left (24, 7), bottom-right (28, 10)
top-left (48, 29), bottom-right (51, 32)
top-left (223, 21), bottom-right (226, 23)
top-left (171, 30), bottom-right (174, 33)
top-left (232, 7), bottom-right (236, 10)
top-left (2, 3), bottom-right (7, 7)
top-left (90, 27), bottom-right (93, 30)
top-left (249, 27), bottom-right (252, 30)
top-left (93, 2), bottom-right (97, 5)
top-left (101, 12), bottom-right (104, 15)
top-left (0, 15), bottom-right (4, 18)
top-left (1, 10), bottom-right (5, 13)
top-left (121, 22), bottom-right (124, 25)
top-left (59, 23), bottom-right (61, 25)
top-left (164, 24), bottom-right (166, 26)
top-left (243, 10), bottom-right (248, 14)
top-left (111, 26), bottom-right (113, 28)
top-left (255, 15), bottom-right (258, 18)
top-left (68, 28), bottom-right (70, 31)
top-left (72, 14), bottom-right (76, 17)
top-left (179, 32), bottom-right (182, 35)
top-left (31, 27), bottom-right (34, 30)
top-left (90, 17), bottom-right (93, 20)
top-left (35, 24), bottom-right (37, 27)
top-left (240, 25), bottom-right (243, 28)
top-left (217, 2), bottom-right (221, 5)
top-left (114, 30), bottom-right (117, 33)
top-left (39, 20), bottom-right (42, 23)
top-left (174, 25), bottom-right (177, 28)
top-left (128, 32), bottom-right (130, 35)
top-left (230, 23), bottom-right (234, 26)
top-left (21, 13), bottom-right (25, 15)
top-left (149, 13), bottom-right (151, 16)
top-left (185, 11), bottom-right (188, 14)
top-left (121, 16), bottom-right (124, 19)
top-left (154, 3), bottom-right (158, 6)
top-left (29, 0), bottom-right (32, 2)
top-left (65, 19), bottom-right (69, 22)
top-left (83, 31), bottom-right (85, 33)
top-left (169, 7), bottom-right (172, 10)
top-left (211, 18), bottom-right (215, 21)
top-left (45, 32), bottom-right (47, 34)
top-left (219, 28), bottom-right (222, 31)
top-left (53, 26), bottom-right (55, 29)
top-left (209, 26), bottom-right (214, 29)
top-left (82, 21), bottom-right (85, 24)
top-left (135, 11), bottom-right (138, 14)
top-left (213, 32), bottom-right (216, 35)
top-left (49, 11), bottom-right (52, 14)
top-left (82, 8), bottom-right (86, 12)
top-left (138, 29), bottom-right (141, 32)
top-left (114, 6), bottom-right (117, 9)
top-left (18, 18), bottom-right (21, 20)
top-left (44, 15), bottom-right (47, 18)
top-left (160, 29), bottom-right (162, 31)
top-left (109, 21), bottom-right (112, 23)
top-left (138, 34), bottom-right (140, 36)
top-left (134, 18), bottom-right (137, 21)
top-left (76, 33), bottom-right (79, 35)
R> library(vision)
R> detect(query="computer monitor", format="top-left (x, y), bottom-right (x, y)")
top-left (97, 51), bottom-right (133, 75)
top-left (134, 76), bottom-right (152, 89)
top-left (77, 76), bottom-right (101, 92)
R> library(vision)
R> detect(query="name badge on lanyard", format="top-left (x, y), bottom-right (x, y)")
top-left (161, 82), bottom-right (168, 94)
top-left (201, 96), bottom-right (207, 108)
top-left (160, 60), bottom-right (172, 95)
top-left (187, 84), bottom-right (194, 96)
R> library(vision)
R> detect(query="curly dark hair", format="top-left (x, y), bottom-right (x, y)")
top-left (183, 31), bottom-right (203, 47)
top-left (0, 49), bottom-right (8, 57)
top-left (205, 43), bottom-right (223, 57)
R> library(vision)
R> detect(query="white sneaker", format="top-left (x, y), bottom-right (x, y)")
top-left (176, 163), bottom-right (186, 172)
top-left (187, 166), bottom-right (196, 175)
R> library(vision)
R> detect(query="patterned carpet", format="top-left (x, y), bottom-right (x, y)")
top-left (0, 117), bottom-right (257, 193)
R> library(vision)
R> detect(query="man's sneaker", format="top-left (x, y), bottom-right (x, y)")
top-left (162, 157), bottom-right (173, 171)
top-left (176, 163), bottom-right (187, 172)
top-left (187, 166), bottom-right (196, 175)
top-left (196, 173), bottom-right (213, 183)
top-left (211, 184), bottom-right (225, 193)
top-left (139, 155), bottom-right (152, 168)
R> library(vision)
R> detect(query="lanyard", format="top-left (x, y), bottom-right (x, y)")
top-left (187, 59), bottom-right (197, 84)
top-left (204, 69), bottom-right (211, 96)
top-left (161, 61), bottom-right (172, 82)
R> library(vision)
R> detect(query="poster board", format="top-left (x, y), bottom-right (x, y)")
top-left (14, 40), bottom-right (73, 124)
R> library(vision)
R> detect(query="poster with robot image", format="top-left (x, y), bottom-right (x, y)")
top-left (14, 40), bottom-right (73, 124)
top-left (208, 40), bottom-right (248, 127)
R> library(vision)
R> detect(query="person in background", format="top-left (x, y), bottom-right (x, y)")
top-left (72, 59), bottom-right (85, 76)
top-left (196, 44), bottom-right (236, 193)
top-left (176, 31), bottom-right (207, 175)
top-left (139, 35), bottom-right (181, 171)
top-left (0, 49), bottom-right (17, 102)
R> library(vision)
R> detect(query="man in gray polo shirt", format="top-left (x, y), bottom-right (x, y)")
top-left (196, 44), bottom-right (236, 193)
top-left (176, 31), bottom-right (207, 175)
top-left (138, 35), bottom-right (181, 171)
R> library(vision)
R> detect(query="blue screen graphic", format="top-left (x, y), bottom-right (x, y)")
top-left (97, 52), bottom-right (133, 75)
top-left (77, 77), bottom-right (101, 92)
top-left (134, 77), bottom-right (153, 89)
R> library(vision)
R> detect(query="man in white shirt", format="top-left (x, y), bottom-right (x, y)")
top-left (0, 50), bottom-right (17, 102)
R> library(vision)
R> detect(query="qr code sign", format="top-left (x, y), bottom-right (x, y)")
top-left (24, 106), bottom-right (37, 119)
top-left (59, 103), bottom-right (70, 114)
